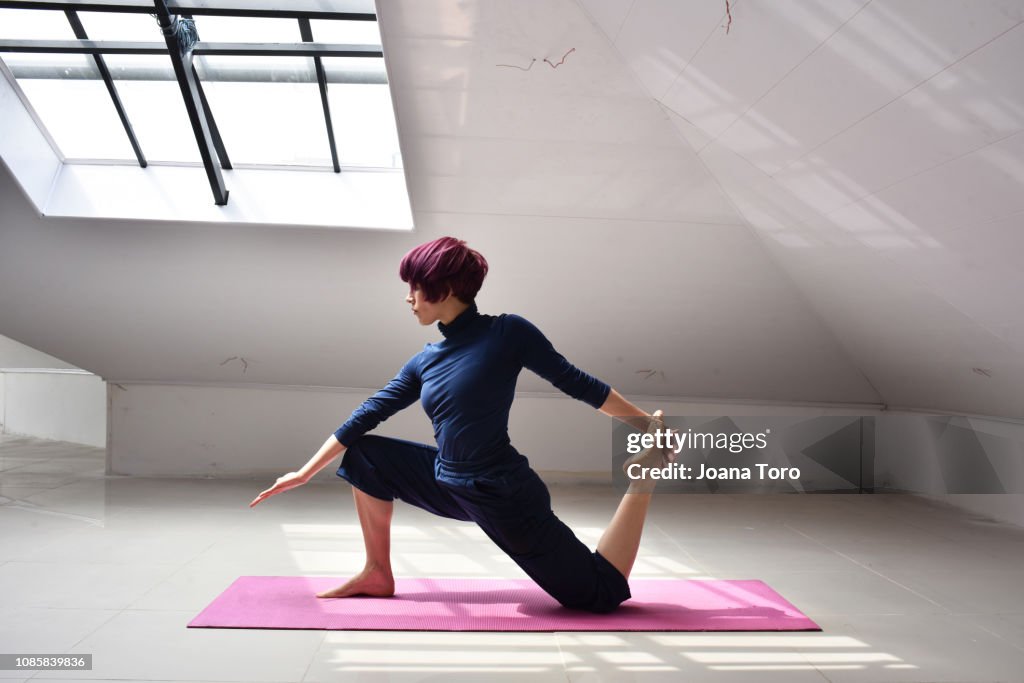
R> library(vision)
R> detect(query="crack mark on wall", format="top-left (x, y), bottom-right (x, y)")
top-left (544, 47), bottom-right (576, 69)
top-left (497, 47), bottom-right (576, 71)
top-left (497, 57), bottom-right (536, 71)
top-left (220, 356), bottom-right (249, 373)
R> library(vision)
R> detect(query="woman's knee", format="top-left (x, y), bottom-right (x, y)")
top-left (577, 600), bottom-right (622, 614)
top-left (348, 434), bottom-right (438, 462)
top-left (337, 437), bottom-right (399, 501)
top-left (553, 552), bottom-right (632, 614)
top-left (345, 434), bottom-right (389, 459)
top-left (555, 587), bottom-right (628, 614)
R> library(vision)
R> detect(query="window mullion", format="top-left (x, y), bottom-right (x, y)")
top-left (298, 16), bottom-right (338, 173)
top-left (63, 8), bottom-right (147, 167)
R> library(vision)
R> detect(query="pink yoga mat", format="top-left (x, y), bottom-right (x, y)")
top-left (188, 577), bottom-right (820, 632)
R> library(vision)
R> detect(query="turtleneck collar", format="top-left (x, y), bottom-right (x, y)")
top-left (437, 301), bottom-right (481, 339)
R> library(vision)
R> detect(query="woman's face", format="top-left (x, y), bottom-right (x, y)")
top-left (406, 286), bottom-right (445, 326)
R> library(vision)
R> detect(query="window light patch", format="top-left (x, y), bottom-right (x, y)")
top-left (310, 19), bottom-right (381, 45)
top-left (201, 75), bottom-right (334, 167)
top-left (323, 77), bottom-right (402, 168)
top-left (18, 77), bottom-right (136, 159)
top-left (189, 15), bottom-right (302, 43)
top-left (76, 11), bottom-right (164, 42)
top-left (0, 8), bottom-right (76, 40)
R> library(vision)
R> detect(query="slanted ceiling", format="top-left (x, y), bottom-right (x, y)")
top-left (1, 0), bottom-right (1021, 418)
top-left (580, 0), bottom-right (1024, 418)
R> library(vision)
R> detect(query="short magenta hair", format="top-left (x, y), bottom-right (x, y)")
top-left (399, 236), bottom-right (489, 304)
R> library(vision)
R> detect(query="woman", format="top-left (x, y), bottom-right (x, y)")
top-left (250, 236), bottom-right (670, 613)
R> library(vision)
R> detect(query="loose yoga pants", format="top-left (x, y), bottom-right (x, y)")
top-left (336, 434), bottom-right (632, 614)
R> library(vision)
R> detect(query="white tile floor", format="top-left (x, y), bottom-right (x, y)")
top-left (3, 432), bottom-right (1024, 682)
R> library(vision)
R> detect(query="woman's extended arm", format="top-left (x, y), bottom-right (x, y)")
top-left (250, 434), bottom-right (347, 507)
top-left (251, 354), bottom-right (420, 508)
top-left (333, 356), bottom-right (422, 448)
top-left (598, 387), bottom-right (660, 431)
top-left (509, 315), bottom-right (665, 432)
top-left (600, 389), bottom-right (676, 465)
top-left (297, 434), bottom-right (347, 482)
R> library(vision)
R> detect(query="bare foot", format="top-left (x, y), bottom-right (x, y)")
top-left (316, 564), bottom-right (395, 598)
top-left (623, 410), bottom-right (668, 493)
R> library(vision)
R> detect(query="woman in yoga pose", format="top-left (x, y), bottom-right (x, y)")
top-left (250, 236), bottom-right (670, 613)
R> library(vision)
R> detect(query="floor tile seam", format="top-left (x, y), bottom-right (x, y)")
top-left (31, 607), bottom-right (125, 677)
top-left (0, 502), bottom-right (107, 529)
top-left (296, 629), bottom-right (327, 683)
top-left (151, 523), bottom-right (258, 570)
top-left (783, 523), bottom-right (956, 614)
top-left (550, 632), bottom-right (573, 682)
top-left (801, 641), bottom-right (837, 683)
top-left (0, 478), bottom-right (83, 493)
top-left (1, 461), bottom-right (104, 473)
top-left (894, 516), bottom-right (1020, 545)
top-left (0, 559), bottom-right (188, 583)
top-left (877, 569), bottom-right (1024, 579)
top-left (557, 633), bottom-right (822, 679)
top-left (780, 524), bottom-right (985, 555)
top-left (0, 607), bottom-right (130, 616)
top-left (964, 617), bottom-right (1024, 656)
top-left (4, 557), bottom-right (189, 569)
top-left (120, 542), bottom-right (235, 610)
top-left (648, 523), bottom-right (712, 575)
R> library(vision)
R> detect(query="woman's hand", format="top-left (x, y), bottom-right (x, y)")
top-left (250, 471), bottom-right (308, 507)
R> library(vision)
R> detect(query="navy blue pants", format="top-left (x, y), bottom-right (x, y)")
top-left (336, 434), bottom-right (631, 614)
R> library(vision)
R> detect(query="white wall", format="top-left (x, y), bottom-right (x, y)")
top-left (108, 380), bottom-right (875, 480)
top-left (876, 414), bottom-right (1024, 528)
top-left (106, 381), bottom-right (1024, 528)
top-left (0, 370), bottom-right (106, 447)
top-left (0, 334), bottom-right (106, 447)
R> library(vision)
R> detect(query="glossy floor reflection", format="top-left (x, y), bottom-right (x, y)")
top-left (2, 432), bottom-right (1024, 682)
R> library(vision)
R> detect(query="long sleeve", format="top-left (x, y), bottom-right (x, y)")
top-left (334, 354), bottom-right (422, 447)
top-left (505, 314), bottom-right (611, 409)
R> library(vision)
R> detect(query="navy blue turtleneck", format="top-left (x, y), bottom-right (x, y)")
top-left (333, 302), bottom-right (611, 477)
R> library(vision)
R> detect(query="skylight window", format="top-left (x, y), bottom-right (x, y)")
top-left (76, 10), bottom-right (165, 41)
top-left (0, 8), bottom-right (77, 40)
top-left (19, 71), bottom-right (141, 159)
top-left (200, 65), bottom-right (333, 166)
top-left (0, 0), bottom-right (410, 230)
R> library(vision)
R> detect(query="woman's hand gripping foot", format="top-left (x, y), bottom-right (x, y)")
top-left (622, 409), bottom-right (673, 493)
